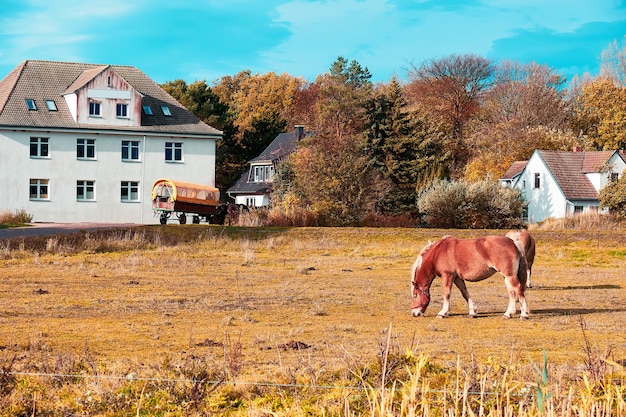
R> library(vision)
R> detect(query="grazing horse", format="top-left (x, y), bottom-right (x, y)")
top-left (410, 236), bottom-right (529, 319)
top-left (505, 230), bottom-right (536, 288)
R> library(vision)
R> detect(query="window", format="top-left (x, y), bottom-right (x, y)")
top-left (25, 99), bottom-right (37, 110)
top-left (246, 197), bottom-right (256, 207)
top-left (45, 100), bottom-right (57, 111)
top-left (574, 205), bottom-right (583, 214)
top-left (121, 181), bottom-right (140, 202)
top-left (77, 180), bottom-right (95, 201)
top-left (89, 101), bottom-right (101, 116)
top-left (116, 103), bottom-right (128, 118)
top-left (122, 140), bottom-right (140, 161)
top-left (30, 179), bottom-right (49, 200)
top-left (165, 142), bottom-right (182, 162)
top-left (533, 173), bottom-right (541, 189)
top-left (142, 105), bottom-right (153, 115)
top-left (251, 165), bottom-right (274, 182)
top-left (30, 137), bottom-right (49, 158)
top-left (77, 139), bottom-right (96, 159)
top-left (161, 106), bottom-right (172, 116)
top-left (611, 172), bottom-right (619, 182)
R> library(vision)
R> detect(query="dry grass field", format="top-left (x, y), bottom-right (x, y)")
top-left (0, 225), bottom-right (625, 415)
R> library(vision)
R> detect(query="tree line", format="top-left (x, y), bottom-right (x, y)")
top-left (162, 36), bottom-right (626, 226)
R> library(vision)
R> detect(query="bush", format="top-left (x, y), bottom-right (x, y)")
top-left (417, 178), bottom-right (526, 229)
top-left (0, 209), bottom-right (33, 226)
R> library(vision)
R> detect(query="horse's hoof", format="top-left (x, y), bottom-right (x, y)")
top-left (436, 314), bottom-right (447, 319)
top-left (502, 314), bottom-right (512, 319)
top-left (469, 314), bottom-right (478, 318)
top-left (519, 316), bottom-right (530, 321)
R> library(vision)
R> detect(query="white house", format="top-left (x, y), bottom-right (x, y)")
top-left (0, 60), bottom-right (222, 224)
top-left (501, 148), bottom-right (626, 223)
top-left (227, 125), bottom-right (309, 207)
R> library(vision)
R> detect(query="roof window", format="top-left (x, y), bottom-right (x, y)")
top-left (25, 99), bottom-right (37, 110)
top-left (161, 106), bottom-right (172, 116)
top-left (45, 100), bottom-right (57, 111)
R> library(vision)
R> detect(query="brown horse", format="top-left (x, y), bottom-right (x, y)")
top-left (505, 230), bottom-right (536, 288)
top-left (410, 236), bottom-right (529, 319)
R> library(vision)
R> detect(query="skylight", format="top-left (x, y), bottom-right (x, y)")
top-left (45, 100), bottom-right (57, 111)
top-left (25, 99), bottom-right (37, 110)
top-left (161, 106), bottom-right (172, 116)
top-left (142, 105), bottom-right (153, 115)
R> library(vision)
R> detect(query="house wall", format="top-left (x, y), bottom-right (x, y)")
top-left (515, 152), bottom-right (568, 223)
top-left (0, 129), bottom-right (216, 224)
top-left (233, 194), bottom-right (269, 207)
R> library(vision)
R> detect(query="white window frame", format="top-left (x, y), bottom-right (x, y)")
top-left (533, 173), bottom-right (541, 189)
top-left (116, 103), bottom-right (128, 118)
top-left (121, 181), bottom-right (140, 202)
top-left (245, 197), bottom-right (256, 207)
top-left (165, 142), bottom-right (183, 162)
top-left (122, 140), bottom-right (141, 161)
top-left (30, 179), bottom-right (49, 200)
top-left (77, 138), bottom-right (96, 160)
top-left (77, 180), bottom-right (95, 201)
top-left (30, 137), bottom-right (49, 158)
top-left (89, 101), bottom-right (101, 116)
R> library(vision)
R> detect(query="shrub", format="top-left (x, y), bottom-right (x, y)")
top-left (0, 209), bottom-right (33, 226)
top-left (417, 178), bottom-right (526, 229)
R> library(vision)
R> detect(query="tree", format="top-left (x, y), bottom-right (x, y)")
top-left (406, 54), bottom-right (494, 176)
top-left (364, 78), bottom-right (447, 215)
top-left (569, 77), bottom-right (626, 150)
top-left (600, 35), bottom-right (626, 86)
top-left (600, 170), bottom-right (626, 217)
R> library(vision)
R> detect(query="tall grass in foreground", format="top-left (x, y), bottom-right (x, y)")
top-left (1, 348), bottom-right (624, 415)
top-left (0, 209), bottom-right (32, 226)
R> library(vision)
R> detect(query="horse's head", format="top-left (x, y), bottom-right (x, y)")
top-left (410, 241), bottom-right (437, 317)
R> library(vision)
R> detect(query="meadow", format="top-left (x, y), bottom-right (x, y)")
top-left (0, 224), bottom-right (625, 415)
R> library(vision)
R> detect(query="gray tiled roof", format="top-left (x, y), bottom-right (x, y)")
top-left (0, 60), bottom-right (222, 136)
top-left (538, 150), bottom-right (614, 200)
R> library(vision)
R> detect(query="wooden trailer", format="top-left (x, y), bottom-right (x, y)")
top-left (151, 178), bottom-right (220, 224)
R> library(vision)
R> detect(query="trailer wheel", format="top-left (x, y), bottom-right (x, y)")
top-left (192, 215), bottom-right (201, 224)
top-left (179, 213), bottom-right (187, 224)
top-left (159, 213), bottom-right (168, 225)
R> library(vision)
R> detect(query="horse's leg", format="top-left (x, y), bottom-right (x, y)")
top-left (453, 277), bottom-right (477, 317)
top-left (436, 274), bottom-right (454, 318)
top-left (503, 275), bottom-right (529, 319)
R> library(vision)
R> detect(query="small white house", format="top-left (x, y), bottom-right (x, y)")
top-left (227, 125), bottom-right (309, 207)
top-left (0, 60), bottom-right (222, 224)
top-left (501, 148), bottom-right (626, 223)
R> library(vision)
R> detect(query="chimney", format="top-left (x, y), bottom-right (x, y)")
top-left (295, 125), bottom-right (304, 140)
top-left (573, 146), bottom-right (583, 153)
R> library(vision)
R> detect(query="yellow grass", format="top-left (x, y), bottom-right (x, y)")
top-left (0, 226), bottom-right (625, 415)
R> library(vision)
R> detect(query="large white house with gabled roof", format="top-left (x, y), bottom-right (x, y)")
top-left (0, 60), bottom-right (222, 224)
top-left (501, 148), bottom-right (626, 223)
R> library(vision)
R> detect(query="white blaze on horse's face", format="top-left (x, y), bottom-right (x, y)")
top-left (410, 254), bottom-right (430, 316)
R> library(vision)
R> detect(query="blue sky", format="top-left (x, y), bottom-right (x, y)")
top-left (1, 0), bottom-right (625, 85)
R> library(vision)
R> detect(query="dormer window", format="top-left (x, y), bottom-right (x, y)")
top-left (142, 105), bottom-right (153, 115)
top-left (161, 106), bottom-right (172, 116)
top-left (45, 100), bottom-right (57, 111)
top-left (25, 99), bottom-right (37, 110)
top-left (116, 103), bottom-right (128, 118)
top-left (89, 101), bottom-right (101, 116)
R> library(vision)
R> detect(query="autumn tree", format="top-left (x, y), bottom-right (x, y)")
top-left (600, 169), bottom-right (626, 217)
top-left (162, 79), bottom-right (237, 189)
top-left (464, 61), bottom-right (575, 180)
top-left (272, 57), bottom-right (384, 225)
top-left (210, 71), bottom-right (305, 188)
top-left (406, 54), bottom-right (494, 176)
top-left (569, 77), bottom-right (626, 150)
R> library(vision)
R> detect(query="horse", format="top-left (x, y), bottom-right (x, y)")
top-left (505, 230), bottom-right (536, 288)
top-left (410, 235), bottom-right (529, 319)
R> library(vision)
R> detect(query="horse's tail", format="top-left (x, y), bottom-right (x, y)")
top-left (516, 248), bottom-right (528, 291)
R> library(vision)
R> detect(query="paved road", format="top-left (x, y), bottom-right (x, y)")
top-left (0, 223), bottom-right (139, 239)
